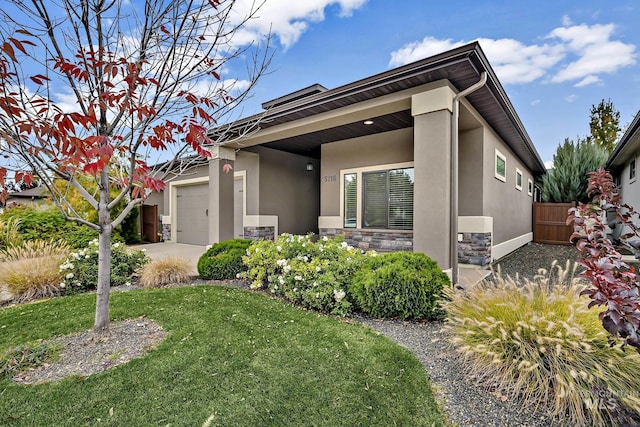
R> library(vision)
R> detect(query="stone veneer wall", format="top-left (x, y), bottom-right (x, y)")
top-left (161, 223), bottom-right (171, 242)
top-left (244, 226), bottom-right (275, 241)
top-left (457, 232), bottom-right (491, 267)
top-left (321, 228), bottom-right (492, 267)
top-left (320, 228), bottom-right (413, 252)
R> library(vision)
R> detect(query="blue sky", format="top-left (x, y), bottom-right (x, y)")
top-left (232, 0), bottom-right (639, 167)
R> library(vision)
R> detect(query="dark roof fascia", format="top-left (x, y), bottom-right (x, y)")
top-left (607, 110), bottom-right (640, 170)
top-left (7, 186), bottom-right (47, 198)
top-left (215, 42), bottom-right (546, 175)
top-left (468, 46), bottom-right (546, 174)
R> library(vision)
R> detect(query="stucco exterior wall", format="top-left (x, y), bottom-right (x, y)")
top-left (251, 146), bottom-right (320, 235)
top-left (459, 127), bottom-right (484, 216)
top-left (235, 150), bottom-right (260, 216)
top-left (144, 191), bottom-right (164, 214)
top-left (320, 128), bottom-right (414, 216)
top-left (160, 163), bottom-right (210, 215)
top-left (482, 127), bottom-right (534, 245)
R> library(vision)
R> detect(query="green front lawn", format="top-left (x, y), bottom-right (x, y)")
top-left (0, 286), bottom-right (444, 426)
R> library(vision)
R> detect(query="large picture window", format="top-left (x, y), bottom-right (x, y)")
top-left (362, 167), bottom-right (414, 229)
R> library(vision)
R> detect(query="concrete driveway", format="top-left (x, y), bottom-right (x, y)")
top-left (131, 242), bottom-right (207, 276)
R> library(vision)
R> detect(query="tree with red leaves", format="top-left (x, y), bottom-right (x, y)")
top-left (0, 0), bottom-right (272, 331)
top-left (568, 167), bottom-right (640, 353)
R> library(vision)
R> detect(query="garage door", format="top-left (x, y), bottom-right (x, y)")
top-left (176, 184), bottom-right (209, 245)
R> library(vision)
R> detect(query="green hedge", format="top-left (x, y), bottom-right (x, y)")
top-left (351, 251), bottom-right (450, 320)
top-left (197, 239), bottom-right (252, 280)
top-left (0, 205), bottom-right (124, 249)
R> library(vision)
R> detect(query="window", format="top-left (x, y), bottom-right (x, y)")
top-left (630, 159), bottom-right (636, 182)
top-left (495, 149), bottom-right (506, 182)
top-left (527, 179), bottom-right (533, 196)
top-left (515, 168), bottom-right (523, 191)
top-left (362, 167), bottom-right (414, 229)
top-left (343, 173), bottom-right (357, 228)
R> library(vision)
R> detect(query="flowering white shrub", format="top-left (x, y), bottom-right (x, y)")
top-left (242, 233), bottom-right (376, 316)
top-left (58, 239), bottom-right (149, 294)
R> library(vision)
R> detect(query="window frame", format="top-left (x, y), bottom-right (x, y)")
top-left (339, 162), bottom-right (414, 230)
top-left (630, 158), bottom-right (636, 183)
top-left (515, 168), bottom-right (523, 191)
top-left (343, 173), bottom-right (357, 228)
top-left (527, 178), bottom-right (533, 197)
top-left (495, 149), bottom-right (507, 182)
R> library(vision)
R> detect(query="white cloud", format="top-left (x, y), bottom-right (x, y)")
top-left (388, 19), bottom-right (636, 87)
top-left (574, 75), bottom-right (601, 87)
top-left (565, 94), bottom-right (578, 103)
top-left (232, 0), bottom-right (368, 49)
top-left (531, 99), bottom-right (541, 106)
top-left (548, 24), bottom-right (636, 83)
top-left (544, 160), bottom-right (554, 169)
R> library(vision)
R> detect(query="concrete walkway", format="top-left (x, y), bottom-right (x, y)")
top-left (131, 242), bottom-right (207, 276)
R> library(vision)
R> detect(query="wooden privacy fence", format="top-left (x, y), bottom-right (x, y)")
top-left (533, 202), bottom-right (575, 245)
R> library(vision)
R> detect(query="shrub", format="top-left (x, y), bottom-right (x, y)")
top-left (242, 234), bottom-right (370, 316)
top-left (140, 257), bottom-right (192, 288)
top-left (445, 264), bottom-right (640, 426)
top-left (0, 205), bottom-right (124, 249)
top-left (198, 239), bottom-right (252, 280)
top-left (350, 252), bottom-right (450, 320)
top-left (59, 239), bottom-right (149, 294)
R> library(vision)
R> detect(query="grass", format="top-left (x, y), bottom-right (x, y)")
top-left (445, 263), bottom-right (640, 426)
top-left (0, 285), bottom-right (444, 426)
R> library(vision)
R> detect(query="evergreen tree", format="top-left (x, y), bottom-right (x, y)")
top-left (542, 138), bottom-right (609, 203)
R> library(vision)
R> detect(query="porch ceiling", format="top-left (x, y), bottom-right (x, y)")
top-left (261, 110), bottom-right (413, 158)
top-left (260, 106), bottom-right (479, 158)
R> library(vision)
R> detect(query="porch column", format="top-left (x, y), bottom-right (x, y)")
top-left (209, 147), bottom-right (236, 243)
top-left (411, 86), bottom-right (455, 269)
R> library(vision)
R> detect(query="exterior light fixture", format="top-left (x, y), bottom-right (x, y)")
top-left (363, 120), bottom-right (374, 125)
top-left (306, 161), bottom-right (314, 171)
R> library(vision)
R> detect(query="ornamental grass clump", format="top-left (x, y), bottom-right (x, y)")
top-left (242, 234), bottom-right (370, 315)
top-left (445, 261), bottom-right (640, 426)
top-left (140, 257), bottom-right (192, 288)
top-left (0, 240), bottom-right (70, 302)
top-left (0, 217), bottom-right (22, 253)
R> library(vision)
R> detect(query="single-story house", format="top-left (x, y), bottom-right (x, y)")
top-left (147, 42), bottom-right (546, 275)
top-left (607, 109), bottom-right (640, 199)
top-left (606, 109), bottom-right (640, 233)
top-left (4, 186), bottom-right (49, 207)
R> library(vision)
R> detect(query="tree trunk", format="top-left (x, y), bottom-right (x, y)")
top-left (94, 168), bottom-right (112, 332)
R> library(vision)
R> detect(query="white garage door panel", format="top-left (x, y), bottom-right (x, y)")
top-left (176, 184), bottom-right (209, 245)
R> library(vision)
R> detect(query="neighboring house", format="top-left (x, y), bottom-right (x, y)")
top-left (606, 109), bottom-right (640, 239)
top-left (4, 186), bottom-right (48, 207)
top-left (153, 42), bottom-right (545, 274)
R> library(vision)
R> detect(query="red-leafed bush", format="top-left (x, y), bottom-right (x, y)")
top-left (567, 167), bottom-right (640, 352)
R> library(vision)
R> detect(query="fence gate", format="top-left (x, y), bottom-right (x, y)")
top-left (533, 202), bottom-right (574, 244)
top-left (141, 204), bottom-right (160, 243)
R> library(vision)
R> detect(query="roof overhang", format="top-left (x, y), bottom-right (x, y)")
top-left (212, 42), bottom-right (546, 175)
top-left (607, 110), bottom-right (640, 171)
